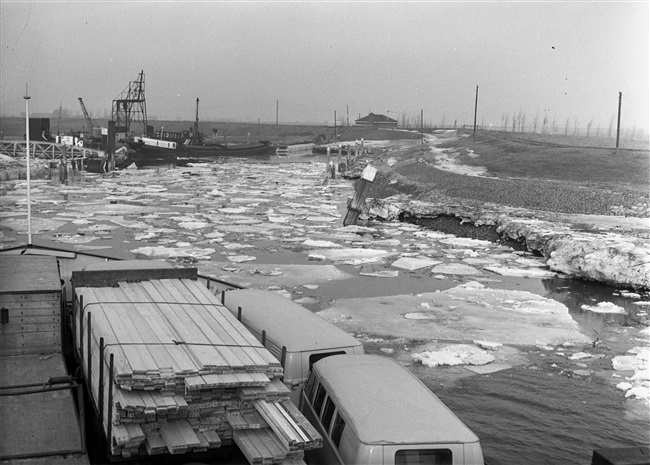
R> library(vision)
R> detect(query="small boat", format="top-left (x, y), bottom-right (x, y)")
top-left (127, 98), bottom-right (273, 161)
top-left (84, 145), bottom-right (135, 173)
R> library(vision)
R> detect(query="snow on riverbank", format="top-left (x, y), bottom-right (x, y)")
top-left (365, 196), bottom-right (650, 290)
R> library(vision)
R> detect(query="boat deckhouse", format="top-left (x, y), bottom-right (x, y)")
top-left (354, 113), bottom-right (398, 128)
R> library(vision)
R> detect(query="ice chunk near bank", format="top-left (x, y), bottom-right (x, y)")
top-left (359, 270), bottom-right (399, 278)
top-left (178, 221), bottom-right (212, 230)
top-left (306, 248), bottom-right (395, 263)
top-left (130, 245), bottom-right (216, 260)
top-left (547, 235), bottom-right (650, 289)
top-left (227, 255), bottom-right (257, 263)
top-left (484, 266), bottom-right (558, 278)
top-left (412, 344), bottom-right (495, 367)
top-left (439, 237), bottom-right (493, 248)
top-left (581, 302), bottom-right (626, 314)
top-left (474, 340), bottom-right (503, 351)
top-left (303, 239), bottom-right (342, 248)
top-left (431, 263), bottom-right (481, 275)
top-left (391, 256), bottom-right (442, 271)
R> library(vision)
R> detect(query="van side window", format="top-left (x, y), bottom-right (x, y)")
top-left (308, 351), bottom-right (346, 371)
top-left (304, 373), bottom-right (317, 399)
top-left (321, 396), bottom-right (336, 432)
top-left (395, 449), bottom-right (452, 465)
top-left (313, 383), bottom-right (327, 416)
top-left (330, 411), bottom-right (345, 448)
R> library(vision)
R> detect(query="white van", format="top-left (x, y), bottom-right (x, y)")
top-left (221, 289), bottom-right (364, 404)
top-left (300, 354), bottom-right (484, 465)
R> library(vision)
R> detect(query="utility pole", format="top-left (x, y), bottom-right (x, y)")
top-left (347, 105), bottom-right (350, 126)
top-left (473, 85), bottom-right (479, 140)
top-left (24, 85), bottom-right (32, 245)
top-left (334, 110), bottom-right (337, 138)
top-left (276, 99), bottom-right (279, 126)
top-left (421, 109), bottom-right (424, 144)
top-left (615, 91), bottom-right (622, 155)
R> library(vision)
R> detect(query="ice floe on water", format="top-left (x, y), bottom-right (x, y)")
top-left (612, 347), bottom-right (650, 402)
top-left (412, 344), bottom-right (495, 367)
top-left (430, 263), bottom-right (481, 275)
top-left (484, 265), bottom-right (558, 278)
top-left (130, 245), bottom-right (216, 260)
top-left (391, 256), bottom-right (442, 270)
top-left (581, 302), bottom-right (627, 314)
top-left (318, 280), bottom-right (589, 346)
top-left (2, 157), bottom-right (647, 410)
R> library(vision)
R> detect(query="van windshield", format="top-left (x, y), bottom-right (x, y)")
top-left (395, 449), bottom-right (452, 465)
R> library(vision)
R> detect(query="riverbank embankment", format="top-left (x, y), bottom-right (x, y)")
top-left (354, 131), bottom-right (650, 290)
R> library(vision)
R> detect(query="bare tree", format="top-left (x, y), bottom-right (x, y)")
top-left (502, 113), bottom-right (509, 131)
top-left (533, 112), bottom-right (539, 133)
top-left (586, 119), bottom-right (593, 138)
top-left (552, 116), bottom-right (557, 133)
top-left (542, 115), bottom-right (548, 133)
top-left (565, 117), bottom-right (570, 135)
top-left (608, 114), bottom-right (615, 138)
top-left (518, 110), bottom-right (526, 132)
top-left (573, 117), bottom-right (579, 136)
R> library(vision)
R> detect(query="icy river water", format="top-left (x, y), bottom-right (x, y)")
top-left (1, 155), bottom-right (648, 465)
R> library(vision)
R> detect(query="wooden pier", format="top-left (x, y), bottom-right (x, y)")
top-left (0, 140), bottom-right (104, 163)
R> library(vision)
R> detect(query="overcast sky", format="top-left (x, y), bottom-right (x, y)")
top-left (1, 1), bottom-right (648, 133)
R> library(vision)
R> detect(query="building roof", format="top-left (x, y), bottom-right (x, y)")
top-left (355, 113), bottom-right (398, 124)
top-left (313, 354), bottom-right (480, 445)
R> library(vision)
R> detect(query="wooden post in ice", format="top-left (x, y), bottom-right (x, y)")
top-left (325, 146), bottom-right (333, 181)
top-left (343, 164), bottom-right (377, 226)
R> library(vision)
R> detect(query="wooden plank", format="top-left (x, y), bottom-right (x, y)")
top-left (0, 314), bottom-right (60, 324)
top-left (0, 301), bottom-right (59, 312)
top-left (92, 287), bottom-right (158, 375)
top-left (159, 421), bottom-right (188, 454)
top-left (160, 279), bottom-right (244, 369)
top-left (0, 322), bottom-right (61, 334)
top-left (175, 420), bottom-right (201, 448)
top-left (76, 288), bottom-right (137, 380)
top-left (233, 429), bottom-right (264, 464)
top-left (109, 283), bottom-right (176, 375)
top-left (0, 332), bottom-right (60, 349)
top-left (142, 280), bottom-right (228, 371)
top-left (145, 432), bottom-right (166, 455)
top-left (139, 280), bottom-right (222, 371)
top-left (119, 282), bottom-right (197, 376)
top-left (202, 430), bottom-right (222, 447)
top-left (0, 293), bottom-right (60, 303)
top-left (181, 280), bottom-right (278, 370)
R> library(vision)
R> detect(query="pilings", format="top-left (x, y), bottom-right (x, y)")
top-left (324, 139), bottom-right (366, 180)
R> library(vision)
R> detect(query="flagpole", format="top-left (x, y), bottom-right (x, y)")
top-left (24, 86), bottom-right (32, 245)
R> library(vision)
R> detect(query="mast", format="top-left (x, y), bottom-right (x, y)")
top-left (194, 98), bottom-right (200, 139)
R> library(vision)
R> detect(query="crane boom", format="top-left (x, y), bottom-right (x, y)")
top-left (78, 97), bottom-right (94, 130)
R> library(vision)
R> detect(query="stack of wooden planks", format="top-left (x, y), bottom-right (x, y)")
top-left (73, 277), bottom-right (320, 462)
